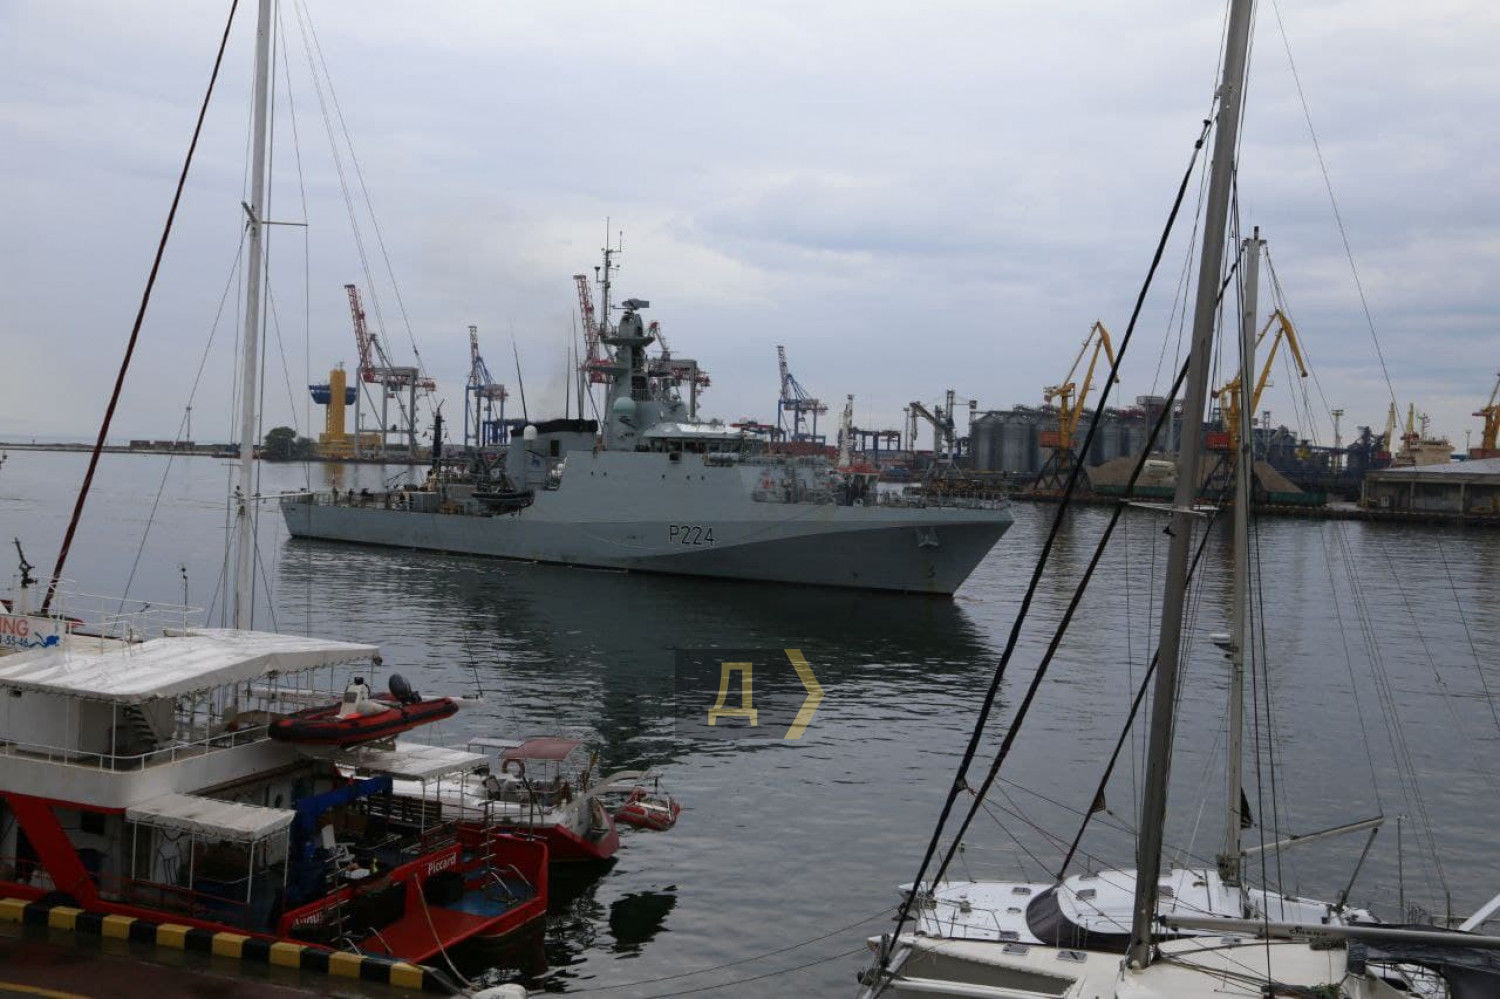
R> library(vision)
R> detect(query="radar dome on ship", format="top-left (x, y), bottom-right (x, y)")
top-left (612, 398), bottom-right (636, 418)
top-left (523, 425), bottom-right (538, 441)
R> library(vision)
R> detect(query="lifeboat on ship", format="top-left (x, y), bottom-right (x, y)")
top-left (269, 674), bottom-right (458, 748)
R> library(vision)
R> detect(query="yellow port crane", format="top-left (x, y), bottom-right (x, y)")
top-left (1213, 308), bottom-right (1309, 453)
top-left (1473, 372), bottom-right (1500, 458)
top-left (1032, 320), bottom-right (1118, 493)
top-left (1042, 320), bottom-right (1119, 453)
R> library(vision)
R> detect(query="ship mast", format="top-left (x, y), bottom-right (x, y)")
top-left (1126, 0), bottom-right (1256, 969)
top-left (233, 0), bottom-right (273, 630)
top-left (1220, 230), bottom-right (1262, 887)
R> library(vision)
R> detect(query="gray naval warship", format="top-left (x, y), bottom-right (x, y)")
top-left (281, 254), bottom-right (1012, 595)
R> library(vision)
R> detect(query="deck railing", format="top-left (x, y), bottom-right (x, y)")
top-left (0, 722), bottom-right (271, 772)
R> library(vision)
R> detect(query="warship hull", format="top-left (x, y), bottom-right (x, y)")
top-left (280, 453), bottom-right (1010, 595)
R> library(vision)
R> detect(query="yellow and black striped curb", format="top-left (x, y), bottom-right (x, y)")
top-left (0, 897), bottom-right (459, 995)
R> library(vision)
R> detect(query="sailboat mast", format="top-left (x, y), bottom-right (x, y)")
top-left (233, 0), bottom-right (274, 630)
top-left (1222, 230), bottom-right (1262, 887)
top-left (1126, 0), bottom-right (1256, 969)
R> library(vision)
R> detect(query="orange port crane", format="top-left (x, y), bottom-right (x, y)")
top-left (1213, 308), bottom-right (1308, 454)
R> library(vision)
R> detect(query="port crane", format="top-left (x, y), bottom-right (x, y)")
top-left (646, 321), bottom-right (711, 419)
top-left (345, 283), bottom-right (435, 456)
top-left (908, 400), bottom-right (954, 460)
top-left (1472, 372), bottom-right (1500, 459)
top-left (464, 325), bottom-right (508, 449)
top-left (1213, 308), bottom-right (1308, 455)
top-left (1032, 321), bottom-right (1118, 492)
top-left (574, 273), bottom-right (612, 385)
top-left (776, 345), bottom-right (827, 443)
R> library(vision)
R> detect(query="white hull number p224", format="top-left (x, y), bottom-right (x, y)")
top-left (669, 524), bottom-right (715, 546)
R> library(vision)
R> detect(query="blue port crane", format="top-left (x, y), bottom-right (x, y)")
top-left (464, 325), bottom-right (508, 449)
top-left (776, 345), bottom-right (828, 443)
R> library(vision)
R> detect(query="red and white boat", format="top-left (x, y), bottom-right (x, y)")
top-left (0, 608), bottom-right (549, 967)
top-left (613, 783), bottom-right (681, 832)
top-left (391, 737), bottom-right (621, 863)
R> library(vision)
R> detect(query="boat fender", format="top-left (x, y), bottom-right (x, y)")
top-left (502, 758), bottom-right (525, 779)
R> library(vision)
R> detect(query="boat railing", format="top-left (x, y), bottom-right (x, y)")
top-left (36, 585), bottom-right (203, 642)
top-left (0, 721), bottom-right (270, 772)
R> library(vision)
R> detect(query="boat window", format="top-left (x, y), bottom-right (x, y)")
top-left (1057, 950), bottom-right (1088, 964)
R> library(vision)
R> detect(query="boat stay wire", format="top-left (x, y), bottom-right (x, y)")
top-left (42, 0), bottom-right (242, 615)
top-left (884, 114), bottom-right (1216, 957)
top-left (931, 354), bottom-right (1197, 892)
top-left (931, 208), bottom-right (1252, 898)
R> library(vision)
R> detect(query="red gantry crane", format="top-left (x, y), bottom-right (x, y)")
top-left (345, 282), bottom-right (434, 455)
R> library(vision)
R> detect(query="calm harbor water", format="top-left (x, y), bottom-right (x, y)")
top-left (2, 448), bottom-right (1497, 996)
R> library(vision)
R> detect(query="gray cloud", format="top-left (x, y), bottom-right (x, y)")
top-left (2, 0), bottom-right (1496, 451)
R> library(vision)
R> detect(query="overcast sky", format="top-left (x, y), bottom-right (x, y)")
top-left (3, 1), bottom-right (1496, 450)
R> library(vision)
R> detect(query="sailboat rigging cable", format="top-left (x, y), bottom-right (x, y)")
top-left (41, 0), bottom-right (242, 615)
top-left (944, 154), bottom-right (1259, 893)
top-left (885, 115), bottom-right (1215, 957)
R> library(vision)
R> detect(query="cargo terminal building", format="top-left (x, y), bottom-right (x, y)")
top-left (1361, 456), bottom-right (1500, 521)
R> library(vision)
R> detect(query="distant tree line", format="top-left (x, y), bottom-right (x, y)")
top-left (263, 426), bottom-right (314, 461)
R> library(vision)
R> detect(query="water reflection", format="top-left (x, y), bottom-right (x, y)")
top-left (276, 542), bottom-right (998, 769)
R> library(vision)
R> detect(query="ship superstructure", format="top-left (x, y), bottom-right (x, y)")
top-left (281, 250), bottom-right (1012, 595)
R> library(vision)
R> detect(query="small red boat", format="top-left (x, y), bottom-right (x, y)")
top-left (269, 674), bottom-right (459, 747)
top-left (614, 786), bottom-right (681, 831)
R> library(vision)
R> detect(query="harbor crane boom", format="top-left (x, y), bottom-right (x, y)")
top-left (1043, 320), bottom-right (1119, 453)
top-left (574, 273), bottom-right (611, 384)
top-left (776, 345), bottom-right (827, 442)
top-left (1215, 308), bottom-right (1308, 454)
top-left (1473, 371), bottom-right (1500, 457)
top-left (908, 400), bottom-right (954, 458)
top-left (344, 282), bottom-right (434, 455)
top-left (1031, 321), bottom-right (1118, 493)
top-left (464, 325), bottom-right (507, 449)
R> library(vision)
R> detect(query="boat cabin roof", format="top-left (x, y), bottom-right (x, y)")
top-left (315, 740), bottom-right (489, 781)
top-left (126, 792), bottom-right (295, 842)
top-left (501, 736), bottom-right (582, 761)
top-left (0, 628), bottom-right (377, 704)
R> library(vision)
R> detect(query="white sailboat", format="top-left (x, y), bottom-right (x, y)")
top-left (857, 0), bottom-right (1498, 994)
top-left (901, 233), bottom-right (1384, 953)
